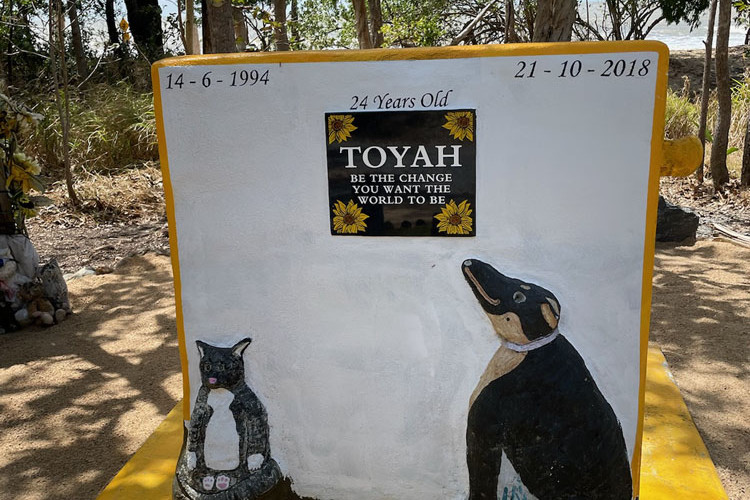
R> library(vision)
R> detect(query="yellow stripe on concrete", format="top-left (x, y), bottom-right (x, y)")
top-left (97, 405), bottom-right (183, 500)
top-left (639, 346), bottom-right (728, 500)
top-left (98, 346), bottom-right (728, 499)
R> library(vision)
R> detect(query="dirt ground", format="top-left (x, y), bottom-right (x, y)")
top-left (668, 46), bottom-right (748, 93)
top-left (0, 254), bottom-right (182, 500)
top-left (650, 240), bottom-right (750, 499)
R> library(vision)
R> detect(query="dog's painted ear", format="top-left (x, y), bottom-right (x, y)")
top-left (232, 337), bottom-right (253, 357)
top-left (541, 297), bottom-right (560, 329)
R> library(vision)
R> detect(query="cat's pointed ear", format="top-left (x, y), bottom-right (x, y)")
top-left (232, 337), bottom-right (253, 357)
top-left (196, 340), bottom-right (209, 357)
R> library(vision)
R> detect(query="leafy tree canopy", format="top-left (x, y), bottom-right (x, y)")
top-left (659, 0), bottom-right (711, 27)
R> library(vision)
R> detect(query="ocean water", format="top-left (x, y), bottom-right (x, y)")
top-left (580, 2), bottom-right (747, 50)
top-left (648, 18), bottom-right (746, 50)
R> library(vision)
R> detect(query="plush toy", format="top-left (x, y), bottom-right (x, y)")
top-left (17, 281), bottom-right (55, 326)
top-left (41, 259), bottom-right (71, 319)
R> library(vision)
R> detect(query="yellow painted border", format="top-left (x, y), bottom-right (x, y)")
top-left (151, 40), bottom-right (669, 497)
top-left (638, 347), bottom-right (728, 499)
top-left (634, 41), bottom-right (669, 496)
top-left (97, 404), bottom-right (183, 500)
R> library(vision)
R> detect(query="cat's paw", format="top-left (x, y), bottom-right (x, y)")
top-left (186, 452), bottom-right (197, 470)
top-left (202, 476), bottom-right (215, 490)
top-left (247, 453), bottom-right (264, 470)
top-left (216, 475), bottom-right (230, 491)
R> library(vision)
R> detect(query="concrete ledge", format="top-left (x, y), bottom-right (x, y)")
top-left (97, 346), bottom-right (728, 499)
top-left (638, 347), bottom-right (728, 499)
top-left (96, 404), bottom-right (183, 500)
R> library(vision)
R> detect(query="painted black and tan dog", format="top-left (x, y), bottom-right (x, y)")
top-left (462, 259), bottom-right (632, 500)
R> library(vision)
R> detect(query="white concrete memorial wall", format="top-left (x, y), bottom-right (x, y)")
top-left (154, 42), bottom-right (667, 500)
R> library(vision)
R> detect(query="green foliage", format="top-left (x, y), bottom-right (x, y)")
top-left (380, 0), bottom-right (449, 47)
top-left (296, 0), bottom-right (356, 49)
top-left (659, 0), bottom-right (710, 28)
top-left (28, 83), bottom-right (157, 175)
top-left (0, 0), bottom-right (47, 88)
top-left (729, 75), bottom-right (750, 151)
top-left (664, 89), bottom-right (700, 139)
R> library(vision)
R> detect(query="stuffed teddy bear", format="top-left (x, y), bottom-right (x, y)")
top-left (17, 281), bottom-right (55, 326)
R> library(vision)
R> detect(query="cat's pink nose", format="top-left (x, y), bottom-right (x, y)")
top-left (208, 377), bottom-right (217, 384)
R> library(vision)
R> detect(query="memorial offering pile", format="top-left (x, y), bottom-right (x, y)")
top-left (0, 94), bottom-right (71, 333)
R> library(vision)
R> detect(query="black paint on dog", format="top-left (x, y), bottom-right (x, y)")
top-left (462, 259), bottom-right (633, 499)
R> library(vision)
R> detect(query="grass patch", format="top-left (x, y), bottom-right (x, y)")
top-left (29, 82), bottom-right (158, 175)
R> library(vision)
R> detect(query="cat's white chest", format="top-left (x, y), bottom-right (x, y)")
top-left (204, 388), bottom-right (240, 470)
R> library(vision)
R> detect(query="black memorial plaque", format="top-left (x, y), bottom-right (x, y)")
top-left (326, 110), bottom-right (476, 236)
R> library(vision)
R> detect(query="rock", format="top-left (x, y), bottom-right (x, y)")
top-left (656, 196), bottom-right (699, 243)
top-left (63, 267), bottom-right (96, 281)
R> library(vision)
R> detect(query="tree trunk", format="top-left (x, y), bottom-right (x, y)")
top-left (369, 0), bottom-right (384, 47)
top-left (352, 0), bottom-right (372, 49)
top-left (66, 0), bottom-right (87, 79)
top-left (105, 0), bottom-right (119, 44)
top-left (710, 0), bottom-right (731, 190)
top-left (123, 0), bottom-right (165, 61)
top-left (273, 0), bottom-right (290, 51)
top-left (532, 0), bottom-right (576, 42)
top-left (524, 0), bottom-right (536, 40)
top-left (176, 0), bottom-right (187, 53)
top-left (742, 110), bottom-right (750, 186)
top-left (185, 0), bottom-right (199, 54)
top-left (697, 0), bottom-right (717, 183)
top-left (49, 0), bottom-right (80, 208)
top-left (505, 0), bottom-right (518, 43)
top-left (233, 7), bottom-right (248, 51)
top-left (606, 0), bottom-right (623, 40)
top-left (201, 0), bottom-right (212, 54)
top-left (290, 0), bottom-right (299, 46)
top-left (6, 0), bottom-right (14, 87)
top-left (203, 0), bottom-right (235, 53)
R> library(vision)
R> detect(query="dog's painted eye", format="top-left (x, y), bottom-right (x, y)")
top-left (513, 291), bottom-right (526, 303)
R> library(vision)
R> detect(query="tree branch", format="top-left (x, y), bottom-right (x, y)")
top-left (450, 0), bottom-right (501, 45)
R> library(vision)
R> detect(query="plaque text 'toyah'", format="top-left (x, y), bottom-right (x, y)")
top-left (326, 110), bottom-right (476, 237)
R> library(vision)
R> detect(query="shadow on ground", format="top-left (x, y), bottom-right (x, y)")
top-left (0, 254), bottom-right (181, 500)
top-left (649, 241), bottom-right (749, 498)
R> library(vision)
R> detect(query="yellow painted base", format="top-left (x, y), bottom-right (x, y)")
top-left (97, 346), bottom-right (727, 500)
top-left (96, 404), bottom-right (183, 500)
top-left (638, 347), bottom-right (728, 499)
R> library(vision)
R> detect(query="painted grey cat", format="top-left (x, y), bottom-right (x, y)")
top-left (173, 337), bottom-right (282, 500)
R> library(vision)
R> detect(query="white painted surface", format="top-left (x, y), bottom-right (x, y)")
top-left (204, 389), bottom-right (240, 470)
top-left (157, 48), bottom-right (661, 499)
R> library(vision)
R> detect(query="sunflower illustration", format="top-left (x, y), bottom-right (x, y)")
top-left (332, 199), bottom-right (369, 234)
top-left (328, 115), bottom-right (357, 144)
top-left (442, 111), bottom-right (474, 141)
top-left (435, 199), bottom-right (473, 234)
